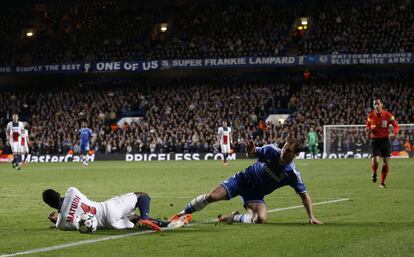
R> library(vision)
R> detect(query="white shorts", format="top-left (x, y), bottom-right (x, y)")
top-left (103, 193), bottom-right (137, 229)
top-left (10, 142), bottom-right (22, 153)
top-left (21, 145), bottom-right (29, 154)
top-left (221, 144), bottom-right (231, 154)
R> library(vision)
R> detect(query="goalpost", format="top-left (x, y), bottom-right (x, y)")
top-left (323, 124), bottom-right (414, 159)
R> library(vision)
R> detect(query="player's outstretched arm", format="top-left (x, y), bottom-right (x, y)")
top-left (245, 140), bottom-right (256, 157)
top-left (299, 192), bottom-right (323, 225)
top-left (48, 211), bottom-right (58, 224)
top-left (6, 127), bottom-right (10, 141)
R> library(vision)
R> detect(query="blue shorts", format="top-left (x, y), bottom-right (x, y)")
top-left (80, 143), bottom-right (90, 153)
top-left (221, 171), bottom-right (265, 206)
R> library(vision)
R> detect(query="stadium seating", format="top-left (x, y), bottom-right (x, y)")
top-left (300, 0), bottom-right (414, 54)
top-left (0, 74), bottom-right (413, 154)
top-left (1, 0), bottom-right (413, 154)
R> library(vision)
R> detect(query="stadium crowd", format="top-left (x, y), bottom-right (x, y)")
top-left (1, 0), bottom-right (413, 66)
top-left (0, 77), bottom-right (295, 155)
top-left (1, 0), bottom-right (413, 155)
top-left (0, 73), bottom-right (413, 155)
top-left (300, 0), bottom-right (414, 55)
top-left (0, 0), bottom-right (302, 65)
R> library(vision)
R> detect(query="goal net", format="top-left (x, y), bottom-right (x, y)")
top-left (323, 124), bottom-right (414, 159)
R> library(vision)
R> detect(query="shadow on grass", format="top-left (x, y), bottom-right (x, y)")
top-left (94, 227), bottom-right (207, 236)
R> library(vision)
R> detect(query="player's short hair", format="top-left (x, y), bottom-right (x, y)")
top-left (286, 137), bottom-right (303, 154)
top-left (42, 189), bottom-right (61, 209)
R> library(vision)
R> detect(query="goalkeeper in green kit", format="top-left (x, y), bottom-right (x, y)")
top-left (307, 126), bottom-right (318, 159)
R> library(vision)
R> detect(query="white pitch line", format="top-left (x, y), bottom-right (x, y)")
top-left (0, 198), bottom-right (350, 257)
top-left (267, 198), bottom-right (350, 213)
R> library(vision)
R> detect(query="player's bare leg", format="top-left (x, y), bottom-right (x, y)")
top-left (247, 202), bottom-right (267, 224)
top-left (223, 153), bottom-right (228, 166)
top-left (15, 151), bottom-right (22, 170)
top-left (371, 156), bottom-right (379, 183)
top-left (81, 152), bottom-right (89, 166)
top-left (21, 152), bottom-right (28, 165)
top-left (11, 153), bottom-right (17, 168)
top-left (380, 157), bottom-right (390, 188)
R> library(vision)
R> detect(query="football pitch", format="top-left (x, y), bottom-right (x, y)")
top-left (0, 159), bottom-right (413, 257)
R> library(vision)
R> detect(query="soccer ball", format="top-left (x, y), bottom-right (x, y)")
top-left (75, 212), bottom-right (98, 233)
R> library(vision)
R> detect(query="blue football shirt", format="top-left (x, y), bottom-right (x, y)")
top-left (243, 144), bottom-right (307, 195)
top-left (79, 127), bottom-right (92, 144)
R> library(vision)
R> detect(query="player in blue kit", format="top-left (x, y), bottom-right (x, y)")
top-left (170, 138), bottom-right (322, 225)
top-left (79, 122), bottom-right (92, 165)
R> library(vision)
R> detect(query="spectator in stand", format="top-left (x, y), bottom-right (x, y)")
top-left (0, 74), bottom-right (412, 156)
top-left (300, 0), bottom-right (414, 55)
top-left (403, 139), bottom-right (412, 152)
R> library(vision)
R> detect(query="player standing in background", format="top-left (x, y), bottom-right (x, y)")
top-left (366, 99), bottom-right (399, 188)
top-left (6, 114), bottom-right (24, 170)
top-left (307, 126), bottom-right (318, 159)
top-left (79, 122), bottom-right (92, 166)
top-left (20, 128), bottom-right (30, 164)
top-left (42, 187), bottom-right (191, 231)
top-left (217, 120), bottom-right (232, 166)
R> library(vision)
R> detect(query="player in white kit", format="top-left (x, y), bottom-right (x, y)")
top-left (43, 187), bottom-right (191, 231)
top-left (20, 129), bottom-right (29, 164)
top-left (217, 120), bottom-right (232, 166)
top-left (6, 114), bottom-right (25, 170)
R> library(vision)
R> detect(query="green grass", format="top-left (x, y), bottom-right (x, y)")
top-left (0, 159), bottom-right (413, 257)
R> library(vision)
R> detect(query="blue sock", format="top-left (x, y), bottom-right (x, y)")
top-left (224, 153), bottom-right (228, 162)
top-left (135, 194), bottom-right (151, 219)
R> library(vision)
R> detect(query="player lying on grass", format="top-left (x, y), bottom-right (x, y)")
top-left (170, 137), bottom-right (323, 225)
top-left (43, 187), bottom-right (192, 231)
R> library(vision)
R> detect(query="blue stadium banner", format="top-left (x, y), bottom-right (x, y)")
top-left (0, 53), bottom-right (412, 74)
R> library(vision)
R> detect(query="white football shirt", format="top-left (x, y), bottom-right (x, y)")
top-left (56, 187), bottom-right (105, 230)
top-left (56, 187), bottom-right (136, 230)
top-left (6, 121), bottom-right (24, 143)
top-left (218, 126), bottom-right (232, 145)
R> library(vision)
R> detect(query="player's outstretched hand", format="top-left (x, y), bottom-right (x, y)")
top-left (48, 211), bottom-right (57, 223)
top-left (309, 217), bottom-right (323, 225)
top-left (245, 140), bottom-right (256, 157)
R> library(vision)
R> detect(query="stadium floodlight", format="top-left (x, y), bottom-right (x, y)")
top-left (160, 23), bottom-right (168, 32)
top-left (26, 31), bottom-right (34, 37)
top-left (301, 17), bottom-right (308, 25)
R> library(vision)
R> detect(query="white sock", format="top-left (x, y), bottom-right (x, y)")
top-left (233, 214), bottom-right (253, 223)
top-left (184, 194), bottom-right (209, 213)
